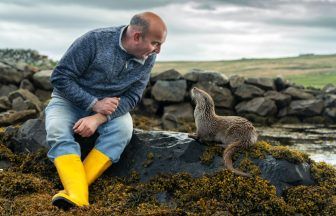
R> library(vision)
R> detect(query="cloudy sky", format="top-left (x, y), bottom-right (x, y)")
top-left (1, 0), bottom-right (336, 61)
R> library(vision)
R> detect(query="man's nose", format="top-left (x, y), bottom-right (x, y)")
top-left (154, 45), bottom-right (161, 54)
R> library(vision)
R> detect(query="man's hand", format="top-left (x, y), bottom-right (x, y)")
top-left (92, 97), bottom-right (120, 115)
top-left (73, 113), bottom-right (107, 137)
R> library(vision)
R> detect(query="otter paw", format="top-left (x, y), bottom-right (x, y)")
top-left (188, 133), bottom-right (199, 140)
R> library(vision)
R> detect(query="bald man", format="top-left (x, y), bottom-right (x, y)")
top-left (45, 12), bottom-right (167, 209)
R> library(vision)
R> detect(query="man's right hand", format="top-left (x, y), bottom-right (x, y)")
top-left (92, 97), bottom-right (120, 115)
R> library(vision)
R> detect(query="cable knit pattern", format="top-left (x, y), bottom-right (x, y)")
top-left (50, 25), bottom-right (156, 121)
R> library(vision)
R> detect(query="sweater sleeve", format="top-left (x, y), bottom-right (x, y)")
top-left (50, 32), bottom-right (98, 111)
top-left (107, 55), bottom-right (156, 121)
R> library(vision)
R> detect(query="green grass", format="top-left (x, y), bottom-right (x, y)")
top-left (152, 54), bottom-right (336, 88)
top-left (286, 71), bottom-right (336, 89)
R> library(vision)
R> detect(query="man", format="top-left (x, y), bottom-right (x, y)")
top-left (45, 12), bottom-right (167, 209)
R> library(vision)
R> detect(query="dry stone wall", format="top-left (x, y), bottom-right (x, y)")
top-left (0, 50), bottom-right (335, 128)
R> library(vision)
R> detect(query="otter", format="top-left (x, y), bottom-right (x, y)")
top-left (189, 87), bottom-right (258, 177)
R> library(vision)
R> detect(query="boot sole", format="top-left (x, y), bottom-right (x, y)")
top-left (52, 197), bottom-right (75, 210)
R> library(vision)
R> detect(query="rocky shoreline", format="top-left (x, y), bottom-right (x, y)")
top-left (1, 49), bottom-right (336, 215)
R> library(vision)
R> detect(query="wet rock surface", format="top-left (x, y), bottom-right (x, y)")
top-left (9, 118), bottom-right (314, 195)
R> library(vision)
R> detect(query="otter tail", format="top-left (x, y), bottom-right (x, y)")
top-left (223, 141), bottom-right (251, 177)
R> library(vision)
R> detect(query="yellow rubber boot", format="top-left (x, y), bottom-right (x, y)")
top-left (83, 148), bottom-right (112, 185)
top-left (52, 154), bottom-right (89, 209)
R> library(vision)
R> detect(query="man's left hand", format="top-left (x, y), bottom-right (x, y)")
top-left (73, 113), bottom-right (107, 137)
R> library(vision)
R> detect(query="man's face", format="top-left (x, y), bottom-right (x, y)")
top-left (134, 30), bottom-right (166, 60)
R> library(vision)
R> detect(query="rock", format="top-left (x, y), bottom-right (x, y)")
top-left (323, 83), bottom-right (336, 94)
top-left (151, 69), bottom-right (182, 82)
top-left (183, 68), bottom-right (202, 82)
top-left (252, 155), bottom-right (313, 195)
top-left (34, 89), bottom-right (51, 102)
top-left (274, 76), bottom-right (289, 91)
top-left (0, 84), bottom-right (18, 97)
top-left (0, 109), bottom-right (36, 126)
top-left (242, 113), bottom-right (276, 125)
top-left (0, 61), bottom-right (24, 84)
top-left (229, 75), bottom-right (245, 89)
top-left (11, 119), bottom-right (314, 196)
top-left (288, 99), bottom-right (324, 116)
top-left (184, 69), bottom-right (229, 86)
top-left (283, 87), bottom-right (314, 100)
top-left (302, 116), bottom-right (327, 124)
top-left (264, 91), bottom-right (292, 109)
top-left (12, 97), bottom-right (30, 111)
top-left (141, 98), bottom-right (159, 114)
top-left (19, 79), bottom-right (35, 93)
top-left (235, 97), bottom-right (277, 116)
top-left (0, 96), bottom-right (11, 111)
top-left (277, 107), bottom-right (289, 118)
top-left (215, 108), bottom-right (236, 116)
top-left (234, 84), bottom-right (265, 99)
top-left (193, 82), bottom-right (234, 108)
top-left (198, 71), bottom-right (229, 86)
top-left (324, 94), bottom-right (336, 107)
top-left (8, 89), bottom-right (43, 112)
top-left (32, 70), bottom-right (53, 90)
top-left (277, 116), bottom-right (301, 124)
top-left (325, 107), bottom-right (336, 119)
top-left (162, 103), bottom-right (194, 130)
top-left (10, 118), bottom-right (48, 153)
top-left (246, 77), bottom-right (276, 90)
top-left (151, 80), bottom-right (187, 102)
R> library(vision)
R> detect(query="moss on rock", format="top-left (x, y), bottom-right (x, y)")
top-left (0, 171), bottom-right (53, 199)
top-left (1, 114), bottom-right (336, 215)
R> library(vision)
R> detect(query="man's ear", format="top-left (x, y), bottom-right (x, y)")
top-left (134, 32), bottom-right (141, 42)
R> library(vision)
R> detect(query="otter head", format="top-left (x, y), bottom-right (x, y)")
top-left (191, 87), bottom-right (215, 110)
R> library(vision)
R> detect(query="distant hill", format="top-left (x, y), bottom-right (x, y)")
top-left (153, 54), bottom-right (336, 88)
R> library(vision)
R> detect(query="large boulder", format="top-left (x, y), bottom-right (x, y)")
top-left (162, 103), bottom-right (194, 130)
top-left (323, 83), bottom-right (336, 94)
top-left (0, 84), bottom-right (18, 97)
top-left (8, 89), bottom-right (44, 112)
top-left (0, 96), bottom-right (11, 111)
top-left (151, 80), bottom-right (187, 102)
top-left (324, 107), bottom-right (336, 120)
top-left (0, 61), bottom-right (24, 84)
top-left (150, 69), bottom-right (183, 82)
top-left (264, 90), bottom-right (292, 109)
top-left (0, 109), bottom-right (36, 126)
top-left (32, 70), bottom-right (53, 90)
top-left (288, 99), bottom-right (325, 116)
top-left (184, 69), bottom-right (229, 86)
top-left (229, 75), bottom-right (245, 89)
top-left (235, 97), bottom-right (278, 116)
top-left (283, 87), bottom-right (314, 100)
top-left (234, 84), bottom-right (265, 99)
top-left (11, 119), bottom-right (314, 196)
top-left (193, 82), bottom-right (234, 108)
top-left (324, 94), bottom-right (336, 107)
top-left (246, 77), bottom-right (276, 90)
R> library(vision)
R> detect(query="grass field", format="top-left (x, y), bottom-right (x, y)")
top-left (152, 54), bottom-right (336, 88)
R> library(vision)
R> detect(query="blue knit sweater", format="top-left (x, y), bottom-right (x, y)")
top-left (51, 25), bottom-right (156, 121)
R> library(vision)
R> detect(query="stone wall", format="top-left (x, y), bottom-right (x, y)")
top-left (140, 69), bottom-right (336, 128)
top-left (1, 51), bottom-right (336, 127)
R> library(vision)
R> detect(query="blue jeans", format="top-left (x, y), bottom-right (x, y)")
top-left (45, 96), bottom-right (133, 163)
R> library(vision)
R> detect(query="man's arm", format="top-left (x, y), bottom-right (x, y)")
top-left (107, 55), bottom-right (156, 121)
top-left (50, 31), bottom-right (98, 111)
top-left (107, 71), bottom-right (150, 121)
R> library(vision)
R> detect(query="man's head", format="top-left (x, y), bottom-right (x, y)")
top-left (123, 12), bottom-right (167, 60)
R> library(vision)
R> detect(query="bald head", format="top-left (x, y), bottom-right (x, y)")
top-left (130, 12), bottom-right (167, 38)
top-left (123, 12), bottom-right (167, 59)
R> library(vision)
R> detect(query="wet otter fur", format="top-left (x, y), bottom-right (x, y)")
top-left (189, 87), bottom-right (258, 177)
